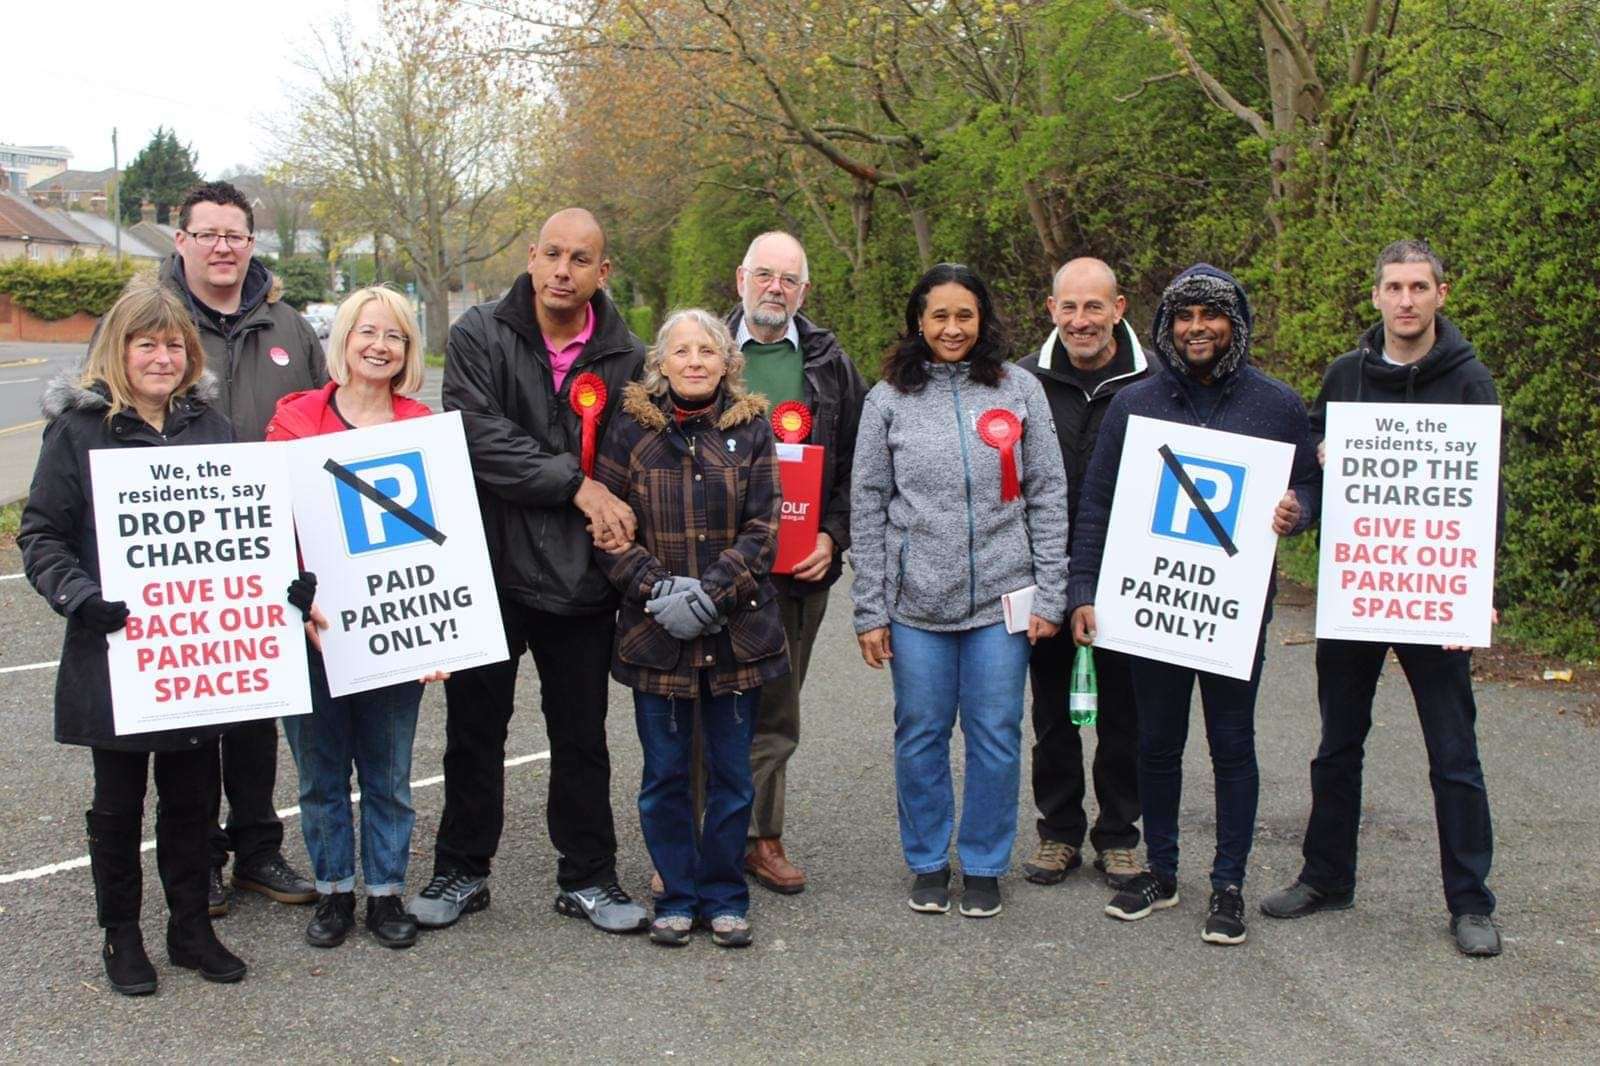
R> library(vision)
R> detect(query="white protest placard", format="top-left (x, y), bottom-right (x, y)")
top-left (91, 443), bottom-right (311, 735)
top-left (1092, 415), bottom-right (1295, 680)
top-left (1316, 402), bottom-right (1501, 646)
top-left (283, 411), bottom-right (507, 697)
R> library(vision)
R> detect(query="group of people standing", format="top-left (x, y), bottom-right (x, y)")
top-left (21, 179), bottom-right (1503, 998)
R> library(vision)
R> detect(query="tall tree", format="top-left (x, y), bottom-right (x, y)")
top-left (118, 127), bottom-right (200, 225)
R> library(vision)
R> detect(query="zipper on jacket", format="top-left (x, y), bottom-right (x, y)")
top-left (950, 375), bottom-right (978, 618)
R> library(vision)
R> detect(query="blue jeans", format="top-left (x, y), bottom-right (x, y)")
top-left (889, 621), bottom-right (1031, 877)
top-left (282, 651), bottom-right (421, 895)
top-left (634, 678), bottom-right (759, 920)
top-left (1131, 631), bottom-right (1266, 890)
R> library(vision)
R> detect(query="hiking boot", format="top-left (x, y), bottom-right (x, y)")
top-left (1105, 871), bottom-right (1179, 921)
top-left (710, 914), bottom-right (753, 948)
top-left (1451, 914), bottom-right (1502, 957)
top-left (406, 871), bottom-right (490, 929)
top-left (1202, 885), bottom-right (1248, 945)
top-left (958, 875), bottom-right (1003, 918)
top-left (1093, 847), bottom-right (1142, 888)
top-left (366, 895), bottom-right (419, 949)
top-left (208, 866), bottom-right (230, 917)
top-left (908, 868), bottom-right (951, 914)
top-left (305, 892), bottom-right (356, 948)
top-left (233, 853), bottom-right (316, 905)
top-left (554, 882), bottom-right (649, 934)
top-left (1260, 879), bottom-right (1355, 919)
top-left (650, 914), bottom-right (693, 947)
top-left (102, 926), bottom-right (157, 996)
top-left (1021, 839), bottom-right (1081, 885)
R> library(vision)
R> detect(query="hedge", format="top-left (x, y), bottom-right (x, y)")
top-left (0, 257), bottom-right (138, 321)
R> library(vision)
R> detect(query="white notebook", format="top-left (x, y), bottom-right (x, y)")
top-left (1002, 585), bottom-right (1036, 634)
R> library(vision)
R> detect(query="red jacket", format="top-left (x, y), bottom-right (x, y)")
top-left (265, 381), bottom-right (432, 441)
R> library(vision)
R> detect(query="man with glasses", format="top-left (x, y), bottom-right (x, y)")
top-left (726, 231), bottom-right (866, 894)
top-left (162, 179), bottom-right (327, 917)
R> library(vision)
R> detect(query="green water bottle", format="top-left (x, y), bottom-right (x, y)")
top-left (1070, 644), bottom-right (1098, 727)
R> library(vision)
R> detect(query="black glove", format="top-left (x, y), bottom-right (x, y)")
top-left (75, 593), bottom-right (129, 634)
top-left (287, 571), bottom-right (318, 622)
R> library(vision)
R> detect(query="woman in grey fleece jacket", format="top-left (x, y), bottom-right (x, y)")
top-left (850, 264), bottom-right (1068, 919)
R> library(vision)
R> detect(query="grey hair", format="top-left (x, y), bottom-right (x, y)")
top-left (1050, 257), bottom-right (1119, 297)
top-left (640, 308), bottom-right (749, 399)
top-left (741, 231), bottom-right (809, 284)
top-left (1375, 239), bottom-right (1445, 287)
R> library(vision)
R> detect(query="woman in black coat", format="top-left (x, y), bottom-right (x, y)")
top-left (20, 280), bottom-right (251, 993)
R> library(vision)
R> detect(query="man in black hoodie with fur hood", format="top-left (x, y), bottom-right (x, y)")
top-left (1261, 240), bottom-right (1503, 958)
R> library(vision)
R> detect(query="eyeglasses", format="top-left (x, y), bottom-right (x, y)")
top-left (748, 268), bottom-right (803, 292)
top-left (183, 230), bottom-right (254, 250)
top-left (354, 324), bottom-right (408, 349)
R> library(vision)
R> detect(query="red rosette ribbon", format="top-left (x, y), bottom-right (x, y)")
top-left (975, 407), bottom-right (1023, 502)
top-left (568, 372), bottom-right (608, 477)
top-left (771, 401), bottom-right (813, 444)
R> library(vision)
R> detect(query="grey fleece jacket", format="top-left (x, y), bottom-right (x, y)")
top-left (850, 362), bottom-right (1068, 634)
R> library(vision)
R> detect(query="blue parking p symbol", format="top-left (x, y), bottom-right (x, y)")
top-left (1151, 453), bottom-right (1246, 550)
top-left (335, 451), bottom-right (435, 555)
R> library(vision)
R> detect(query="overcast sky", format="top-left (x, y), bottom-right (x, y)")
top-left (5, 0), bottom-right (379, 176)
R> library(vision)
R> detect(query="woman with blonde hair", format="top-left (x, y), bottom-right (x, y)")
top-left (20, 279), bottom-right (249, 992)
top-left (264, 285), bottom-right (437, 949)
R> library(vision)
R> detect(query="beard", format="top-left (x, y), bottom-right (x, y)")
top-left (746, 299), bottom-right (791, 332)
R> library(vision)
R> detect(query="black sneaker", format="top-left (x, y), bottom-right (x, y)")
top-left (1259, 879), bottom-right (1355, 919)
top-left (366, 895), bottom-right (419, 949)
top-left (958, 875), bottom-right (1003, 918)
top-left (1202, 885), bottom-right (1248, 945)
top-left (234, 853), bottom-right (316, 904)
top-left (1105, 871), bottom-right (1179, 921)
top-left (1451, 914), bottom-right (1502, 957)
top-left (908, 868), bottom-right (951, 914)
top-left (305, 892), bottom-right (356, 948)
top-left (208, 865), bottom-right (230, 917)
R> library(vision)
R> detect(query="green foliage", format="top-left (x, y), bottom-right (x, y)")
top-left (0, 257), bottom-right (138, 320)
top-left (623, 304), bottom-right (656, 344)
top-left (269, 256), bottom-right (330, 309)
top-left (119, 127), bottom-right (200, 225)
top-left (0, 501), bottom-right (20, 543)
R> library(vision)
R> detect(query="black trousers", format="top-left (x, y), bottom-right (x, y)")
top-left (434, 602), bottom-right (618, 890)
top-left (1298, 639), bottom-right (1495, 916)
top-left (93, 744), bottom-right (212, 822)
top-left (1028, 633), bottom-right (1140, 852)
top-left (204, 719), bottom-right (285, 869)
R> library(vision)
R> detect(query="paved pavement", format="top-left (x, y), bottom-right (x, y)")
top-left (0, 552), bottom-right (1595, 1063)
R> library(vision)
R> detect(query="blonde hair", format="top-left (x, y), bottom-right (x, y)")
top-left (641, 308), bottom-right (748, 400)
top-left (83, 279), bottom-right (205, 419)
top-left (326, 286), bottom-right (424, 395)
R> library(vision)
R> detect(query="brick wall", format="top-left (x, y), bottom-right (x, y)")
top-left (0, 294), bottom-right (97, 342)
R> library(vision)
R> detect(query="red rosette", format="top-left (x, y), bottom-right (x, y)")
top-left (975, 407), bottom-right (1023, 502)
top-left (771, 401), bottom-right (813, 444)
top-left (568, 372), bottom-right (608, 476)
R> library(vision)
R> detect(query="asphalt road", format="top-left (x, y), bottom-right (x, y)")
top-left (0, 555), bottom-right (1596, 1063)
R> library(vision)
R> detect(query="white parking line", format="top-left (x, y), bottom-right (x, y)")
top-left (0, 574), bottom-right (27, 581)
top-left (0, 660), bottom-right (58, 674)
top-left (0, 750), bottom-right (550, 885)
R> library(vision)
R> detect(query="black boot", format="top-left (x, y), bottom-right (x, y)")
top-left (305, 892), bottom-right (357, 948)
top-left (87, 811), bottom-right (157, 996)
top-left (157, 812), bottom-right (247, 983)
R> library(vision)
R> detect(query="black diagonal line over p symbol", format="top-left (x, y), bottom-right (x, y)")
top-left (1157, 445), bottom-right (1238, 558)
top-left (324, 458), bottom-right (446, 546)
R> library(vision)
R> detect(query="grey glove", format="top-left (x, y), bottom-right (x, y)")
top-left (650, 575), bottom-right (703, 600)
top-left (646, 584), bottom-right (724, 640)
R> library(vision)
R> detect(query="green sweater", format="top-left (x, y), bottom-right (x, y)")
top-left (741, 339), bottom-right (806, 408)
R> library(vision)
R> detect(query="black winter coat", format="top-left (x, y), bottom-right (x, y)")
top-left (725, 307), bottom-right (867, 591)
top-left (20, 374), bottom-right (235, 752)
top-left (444, 276), bottom-right (645, 614)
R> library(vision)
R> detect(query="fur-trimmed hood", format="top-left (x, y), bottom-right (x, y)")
top-left (41, 368), bottom-right (222, 419)
top-left (1151, 263), bottom-right (1253, 382)
top-left (619, 380), bottom-right (768, 432)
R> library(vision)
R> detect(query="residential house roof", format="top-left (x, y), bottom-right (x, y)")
top-left (28, 168), bottom-right (118, 196)
top-left (41, 208), bottom-right (165, 260)
top-left (0, 191), bottom-right (78, 244)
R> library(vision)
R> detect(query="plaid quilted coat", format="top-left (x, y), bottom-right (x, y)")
top-left (594, 382), bottom-right (790, 698)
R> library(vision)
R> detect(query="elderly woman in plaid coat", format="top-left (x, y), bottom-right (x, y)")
top-left (593, 308), bottom-right (789, 948)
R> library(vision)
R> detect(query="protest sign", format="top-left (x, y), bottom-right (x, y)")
top-left (90, 443), bottom-right (311, 735)
top-left (1316, 402), bottom-right (1501, 646)
top-left (773, 442), bottom-right (824, 574)
top-left (1092, 415), bottom-right (1294, 680)
top-left (283, 412), bottom-right (507, 696)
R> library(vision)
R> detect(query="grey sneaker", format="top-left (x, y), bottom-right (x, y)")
top-left (554, 882), bottom-right (649, 934)
top-left (1451, 914), bottom-right (1502, 957)
top-left (710, 914), bottom-right (752, 948)
top-left (406, 871), bottom-right (490, 929)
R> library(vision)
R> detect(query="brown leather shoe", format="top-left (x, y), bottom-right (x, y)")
top-left (744, 837), bottom-right (806, 894)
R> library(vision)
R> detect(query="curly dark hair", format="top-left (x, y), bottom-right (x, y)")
top-left (178, 180), bottom-right (254, 233)
top-left (881, 263), bottom-right (1009, 393)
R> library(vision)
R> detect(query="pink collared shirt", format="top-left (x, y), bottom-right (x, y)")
top-left (547, 303), bottom-right (596, 392)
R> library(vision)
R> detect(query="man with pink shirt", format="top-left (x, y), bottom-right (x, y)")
top-left (411, 208), bottom-right (650, 934)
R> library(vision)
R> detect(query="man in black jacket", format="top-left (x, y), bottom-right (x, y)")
top-left (409, 208), bottom-right (649, 934)
top-left (727, 231), bottom-right (866, 893)
top-left (164, 180), bottom-right (325, 916)
top-left (1015, 258), bottom-right (1150, 890)
top-left (1261, 240), bottom-right (1503, 958)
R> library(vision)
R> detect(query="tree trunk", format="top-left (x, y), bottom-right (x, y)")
top-left (901, 192), bottom-right (934, 269)
top-left (1021, 179), bottom-right (1064, 266)
top-left (1256, 6), bottom-right (1323, 222)
top-left (422, 275), bottom-right (450, 357)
